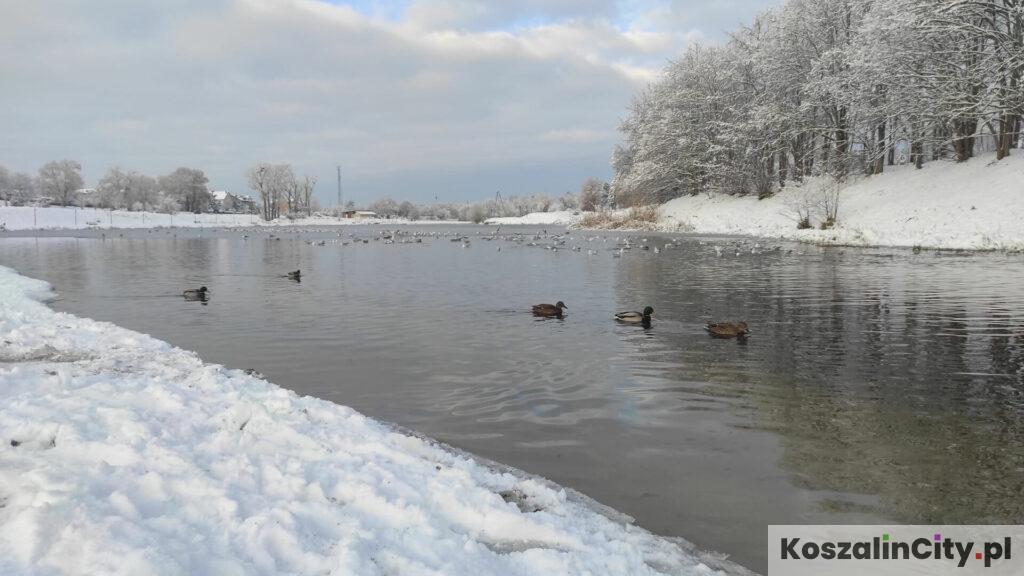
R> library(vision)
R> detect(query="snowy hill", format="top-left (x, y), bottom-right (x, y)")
top-left (655, 156), bottom-right (1024, 251)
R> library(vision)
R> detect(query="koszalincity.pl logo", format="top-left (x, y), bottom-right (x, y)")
top-left (780, 532), bottom-right (1012, 568)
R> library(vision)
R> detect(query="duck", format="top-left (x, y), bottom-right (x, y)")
top-left (532, 301), bottom-right (567, 318)
top-left (615, 306), bottom-right (654, 324)
top-left (183, 286), bottom-right (208, 300)
top-left (705, 321), bottom-right (749, 338)
top-left (286, 270), bottom-right (301, 280)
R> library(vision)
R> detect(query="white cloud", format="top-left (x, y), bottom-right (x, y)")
top-left (0, 0), bottom-right (778, 203)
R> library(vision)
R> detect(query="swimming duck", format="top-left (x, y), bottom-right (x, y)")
top-left (183, 286), bottom-right (208, 300)
top-left (532, 301), bottom-right (567, 318)
top-left (615, 306), bottom-right (654, 324)
top-left (286, 270), bottom-right (301, 280)
top-left (705, 322), bottom-right (749, 338)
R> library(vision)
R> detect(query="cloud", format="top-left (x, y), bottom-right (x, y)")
top-left (0, 0), bottom-right (777, 204)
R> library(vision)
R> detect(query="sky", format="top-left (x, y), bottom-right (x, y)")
top-left (0, 0), bottom-right (779, 206)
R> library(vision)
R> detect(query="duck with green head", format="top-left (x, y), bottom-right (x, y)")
top-left (615, 306), bottom-right (654, 325)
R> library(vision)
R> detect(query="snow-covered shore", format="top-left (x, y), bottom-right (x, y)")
top-left (484, 210), bottom-right (582, 226)
top-left (0, 207), bottom-right (463, 231)
top-left (0, 265), bottom-right (743, 576)
top-left (653, 156), bottom-right (1024, 251)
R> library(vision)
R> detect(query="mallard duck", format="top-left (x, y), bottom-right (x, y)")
top-left (286, 269), bottom-right (301, 280)
top-left (615, 306), bottom-right (653, 324)
top-left (532, 301), bottom-right (567, 318)
top-left (706, 321), bottom-right (749, 338)
top-left (183, 286), bottom-right (208, 300)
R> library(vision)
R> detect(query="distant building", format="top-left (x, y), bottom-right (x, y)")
top-left (209, 191), bottom-right (258, 214)
top-left (341, 210), bottom-right (378, 219)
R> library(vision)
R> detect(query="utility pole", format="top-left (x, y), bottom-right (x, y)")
top-left (337, 166), bottom-right (342, 209)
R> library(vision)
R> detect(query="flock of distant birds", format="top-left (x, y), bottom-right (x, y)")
top-left (179, 226), bottom-right (754, 339)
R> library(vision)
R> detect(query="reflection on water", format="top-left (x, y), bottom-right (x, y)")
top-left (1, 226), bottom-right (1022, 573)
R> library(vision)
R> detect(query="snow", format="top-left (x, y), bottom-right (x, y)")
top-left (0, 265), bottom-right (746, 576)
top-left (0, 207), bottom-right (463, 230)
top-left (654, 156), bottom-right (1024, 251)
top-left (484, 210), bottom-right (582, 226)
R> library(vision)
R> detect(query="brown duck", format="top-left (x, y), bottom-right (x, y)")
top-left (706, 321), bottom-right (749, 338)
top-left (532, 301), bottom-right (567, 318)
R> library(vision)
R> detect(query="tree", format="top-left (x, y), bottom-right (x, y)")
top-left (579, 178), bottom-right (605, 211)
top-left (369, 197), bottom-right (399, 217)
top-left (8, 172), bottom-right (34, 205)
top-left (611, 0), bottom-right (1024, 209)
top-left (0, 165), bottom-right (8, 205)
top-left (129, 172), bottom-right (158, 211)
top-left (159, 167), bottom-right (209, 213)
top-left (36, 160), bottom-right (83, 206)
top-left (298, 175), bottom-right (317, 217)
top-left (97, 167), bottom-right (130, 209)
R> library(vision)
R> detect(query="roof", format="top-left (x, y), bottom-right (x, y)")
top-left (211, 191), bottom-right (229, 201)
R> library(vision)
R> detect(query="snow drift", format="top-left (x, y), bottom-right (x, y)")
top-left (0, 265), bottom-right (746, 576)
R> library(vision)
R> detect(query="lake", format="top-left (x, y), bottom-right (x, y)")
top-left (2, 225), bottom-right (1022, 573)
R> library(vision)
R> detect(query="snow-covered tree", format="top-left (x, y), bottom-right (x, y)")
top-left (36, 160), bottom-right (83, 206)
top-left (612, 0), bottom-right (1024, 207)
top-left (160, 167), bottom-right (209, 213)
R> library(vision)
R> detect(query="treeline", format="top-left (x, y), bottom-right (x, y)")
top-left (612, 0), bottom-right (1024, 205)
top-left (357, 192), bottom-right (580, 223)
top-left (0, 160), bottom-right (233, 214)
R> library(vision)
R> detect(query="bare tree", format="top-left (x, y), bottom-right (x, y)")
top-left (299, 175), bottom-right (316, 217)
top-left (579, 178), bottom-right (605, 211)
top-left (36, 160), bottom-right (83, 206)
top-left (247, 163), bottom-right (299, 220)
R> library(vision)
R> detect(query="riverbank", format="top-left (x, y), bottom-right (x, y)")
top-left (484, 210), bottom-right (582, 226)
top-left (0, 264), bottom-right (745, 576)
top-left (494, 156), bottom-right (1023, 251)
top-left (0, 207), bottom-right (464, 230)
top-left (655, 155), bottom-right (1024, 251)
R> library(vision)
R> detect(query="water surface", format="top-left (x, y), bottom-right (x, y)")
top-left (2, 225), bottom-right (1023, 573)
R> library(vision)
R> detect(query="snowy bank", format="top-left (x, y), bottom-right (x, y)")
top-left (0, 207), bottom-right (463, 231)
top-left (484, 210), bottom-right (582, 226)
top-left (0, 265), bottom-right (745, 576)
top-left (652, 156), bottom-right (1024, 251)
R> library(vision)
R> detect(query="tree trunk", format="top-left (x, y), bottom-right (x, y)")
top-left (887, 118), bottom-right (896, 165)
top-left (952, 117), bottom-right (977, 162)
top-left (996, 113), bottom-right (1013, 160)
top-left (875, 121), bottom-right (886, 174)
top-left (778, 149), bottom-right (788, 188)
